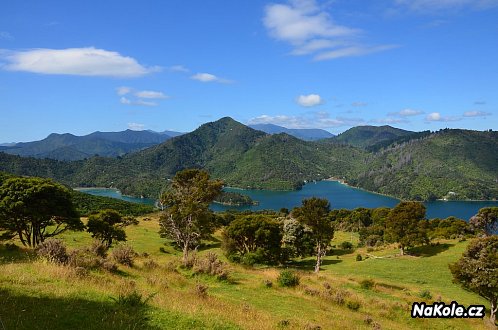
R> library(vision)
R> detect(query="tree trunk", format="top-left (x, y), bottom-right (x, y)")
top-left (491, 298), bottom-right (497, 326)
top-left (182, 242), bottom-right (190, 265)
top-left (314, 244), bottom-right (321, 273)
top-left (400, 246), bottom-right (404, 256)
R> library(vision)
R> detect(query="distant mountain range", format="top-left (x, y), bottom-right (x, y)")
top-left (0, 117), bottom-right (496, 201)
top-left (249, 124), bottom-right (334, 141)
top-left (0, 129), bottom-right (184, 161)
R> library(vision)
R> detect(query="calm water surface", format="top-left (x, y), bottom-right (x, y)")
top-left (78, 181), bottom-right (498, 220)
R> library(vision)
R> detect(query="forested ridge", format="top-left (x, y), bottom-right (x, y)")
top-left (0, 118), bottom-right (496, 201)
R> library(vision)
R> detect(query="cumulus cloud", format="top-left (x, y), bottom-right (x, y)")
top-left (463, 110), bottom-right (492, 117)
top-left (425, 112), bottom-right (460, 122)
top-left (135, 90), bottom-right (168, 99)
top-left (1, 47), bottom-right (160, 77)
top-left (191, 72), bottom-right (232, 83)
top-left (297, 94), bottom-right (323, 107)
top-left (389, 108), bottom-right (424, 117)
top-left (120, 97), bottom-right (157, 107)
top-left (248, 111), bottom-right (364, 129)
top-left (394, 0), bottom-right (498, 11)
top-left (263, 0), bottom-right (396, 60)
top-left (128, 123), bottom-right (145, 131)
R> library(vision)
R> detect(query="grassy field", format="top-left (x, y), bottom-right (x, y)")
top-left (0, 213), bottom-right (493, 330)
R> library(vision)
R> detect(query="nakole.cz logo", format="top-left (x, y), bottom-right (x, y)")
top-left (411, 301), bottom-right (485, 319)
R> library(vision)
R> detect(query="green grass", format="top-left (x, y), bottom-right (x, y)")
top-left (0, 215), bottom-right (492, 329)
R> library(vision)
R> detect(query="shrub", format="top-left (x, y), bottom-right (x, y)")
top-left (303, 286), bottom-right (320, 296)
top-left (122, 216), bottom-right (139, 226)
top-left (277, 319), bottom-right (290, 328)
top-left (340, 241), bottom-right (353, 250)
top-left (360, 279), bottom-right (375, 290)
top-left (102, 260), bottom-right (118, 273)
top-left (277, 270), bottom-right (300, 287)
top-left (74, 266), bottom-right (89, 277)
top-left (111, 244), bottom-right (135, 267)
top-left (68, 249), bottom-right (104, 269)
top-left (192, 252), bottom-right (229, 281)
top-left (89, 240), bottom-right (108, 257)
top-left (194, 283), bottom-right (208, 298)
top-left (323, 287), bottom-right (350, 305)
top-left (143, 259), bottom-right (159, 270)
top-left (356, 254), bottom-right (363, 261)
top-left (240, 249), bottom-right (265, 266)
top-left (418, 289), bottom-right (432, 299)
top-left (36, 239), bottom-right (68, 264)
top-left (346, 300), bottom-right (361, 311)
top-left (112, 290), bottom-right (154, 308)
top-left (263, 279), bottom-right (273, 288)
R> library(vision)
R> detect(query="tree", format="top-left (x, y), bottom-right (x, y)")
top-left (449, 236), bottom-right (498, 325)
top-left (86, 209), bottom-right (127, 248)
top-left (282, 217), bottom-right (314, 258)
top-left (0, 177), bottom-right (82, 247)
top-left (292, 197), bottom-right (334, 273)
top-left (384, 201), bottom-right (428, 255)
top-left (469, 207), bottom-right (498, 237)
top-left (159, 169), bottom-right (223, 263)
top-left (222, 214), bottom-right (283, 265)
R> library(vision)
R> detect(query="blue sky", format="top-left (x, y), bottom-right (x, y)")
top-left (1, 0), bottom-right (497, 142)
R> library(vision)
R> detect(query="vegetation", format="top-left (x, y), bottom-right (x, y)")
top-left (385, 202), bottom-right (428, 255)
top-left (87, 209), bottom-right (128, 248)
top-left (159, 169), bottom-right (223, 263)
top-left (450, 236), bottom-right (498, 324)
top-left (292, 197), bottom-right (334, 272)
top-left (469, 207), bottom-right (498, 236)
top-left (214, 191), bottom-right (257, 206)
top-left (328, 125), bottom-right (414, 149)
top-left (71, 190), bottom-right (155, 216)
top-left (0, 119), bottom-right (496, 201)
top-left (0, 177), bottom-right (83, 247)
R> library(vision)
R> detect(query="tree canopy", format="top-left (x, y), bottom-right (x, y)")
top-left (469, 207), bottom-right (498, 236)
top-left (0, 177), bottom-right (82, 247)
top-left (86, 209), bottom-right (127, 248)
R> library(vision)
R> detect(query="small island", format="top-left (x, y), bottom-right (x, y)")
top-left (213, 191), bottom-right (259, 206)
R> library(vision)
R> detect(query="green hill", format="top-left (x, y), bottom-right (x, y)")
top-left (329, 125), bottom-right (415, 149)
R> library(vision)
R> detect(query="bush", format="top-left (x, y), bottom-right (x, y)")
top-left (192, 252), bottom-right (229, 281)
top-left (360, 279), bottom-right (375, 290)
top-left (356, 254), bottom-right (363, 261)
top-left (112, 290), bottom-right (154, 308)
top-left (143, 259), bottom-right (159, 270)
top-left (418, 289), bottom-right (432, 299)
top-left (194, 283), bottom-right (208, 298)
top-left (346, 300), bottom-right (361, 311)
top-left (111, 244), bottom-right (135, 267)
top-left (323, 287), bottom-right (350, 305)
top-left (277, 270), bottom-right (300, 287)
top-left (240, 249), bottom-right (265, 266)
top-left (89, 240), bottom-right (108, 258)
top-left (102, 260), bottom-right (118, 273)
top-left (36, 239), bottom-right (68, 264)
top-left (263, 279), bottom-right (273, 288)
top-left (340, 241), bottom-right (353, 250)
top-left (68, 249), bottom-right (104, 269)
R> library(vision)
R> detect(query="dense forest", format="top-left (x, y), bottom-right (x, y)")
top-left (0, 118), bottom-right (496, 201)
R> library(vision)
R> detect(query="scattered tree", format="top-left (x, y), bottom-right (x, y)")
top-left (469, 207), bottom-right (498, 236)
top-left (449, 236), bottom-right (498, 324)
top-left (385, 201), bottom-right (428, 255)
top-left (292, 197), bottom-right (334, 273)
top-left (0, 177), bottom-right (82, 247)
top-left (159, 169), bottom-right (223, 263)
top-left (86, 209), bottom-right (127, 248)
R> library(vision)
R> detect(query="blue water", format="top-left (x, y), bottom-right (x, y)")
top-left (77, 181), bottom-right (498, 220)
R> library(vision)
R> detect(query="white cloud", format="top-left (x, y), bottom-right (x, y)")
top-left (263, 0), bottom-right (396, 60)
top-left (394, 0), bottom-right (498, 11)
top-left (2, 47), bottom-right (160, 77)
top-left (169, 65), bottom-right (189, 72)
top-left (389, 108), bottom-right (424, 116)
top-left (135, 90), bottom-right (168, 99)
top-left (248, 111), bottom-right (365, 129)
top-left (370, 117), bottom-right (409, 124)
top-left (425, 112), bottom-right (460, 122)
top-left (120, 97), bottom-right (157, 107)
top-left (352, 101), bottom-right (368, 107)
top-left (191, 72), bottom-right (232, 83)
top-left (463, 110), bottom-right (492, 117)
top-left (0, 31), bottom-right (13, 40)
top-left (296, 94), bottom-right (323, 107)
top-left (116, 86), bottom-right (132, 96)
top-left (128, 123), bottom-right (145, 131)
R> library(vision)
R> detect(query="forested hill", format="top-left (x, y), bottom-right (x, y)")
top-left (0, 118), bottom-right (496, 201)
top-left (350, 129), bottom-right (498, 201)
top-left (328, 125), bottom-right (415, 149)
top-left (0, 129), bottom-right (182, 161)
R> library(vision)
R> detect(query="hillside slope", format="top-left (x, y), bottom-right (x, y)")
top-left (330, 125), bottom-right (414, 149)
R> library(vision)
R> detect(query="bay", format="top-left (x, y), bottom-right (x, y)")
top-left (78, 181), bottom-right (498, 220)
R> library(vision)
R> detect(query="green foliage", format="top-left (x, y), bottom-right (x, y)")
top-left (112, 290), bottom-right (155, 308)
top-left (277, 270), bottom-right (300, 287)
top-left (346, 300), bottom-right (361, 311)
top-left (0, 176), bottom-right (83, 247)
top-left (427, 217), bottom-right (473, 239)
top-left (329, 125), bottom-right (414, 149)
top-left (213, 191), bottom-right (257, 206)
top-left (87, 209), bottom-right (127, 248)
top-left (282, 217), bottom-right (315, 258)
top-left (356, 254), bottom-right (362, 261)
top-left (360, 279), bottom-right (374, 290)
top-left (71, 190), bottom-right (154, 216)
top-left (418, 290), bottom-right (432, 300)
top-left (449, 236), bottom-right (498, 323)
top-left (385, 202), bottom-right (429, 254)
top-left (222, 214), bottom-right (284, 265)
top-left (469, 207), bottom-right (498, 236)
top-left (340, 241), bottom-right (354, 250)
top-left (159, 169), bottom-right (223, 263)
top-left (36, 239), bottom-right (68, 264)
top-left (293, 197), bottom-right (334, 272)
